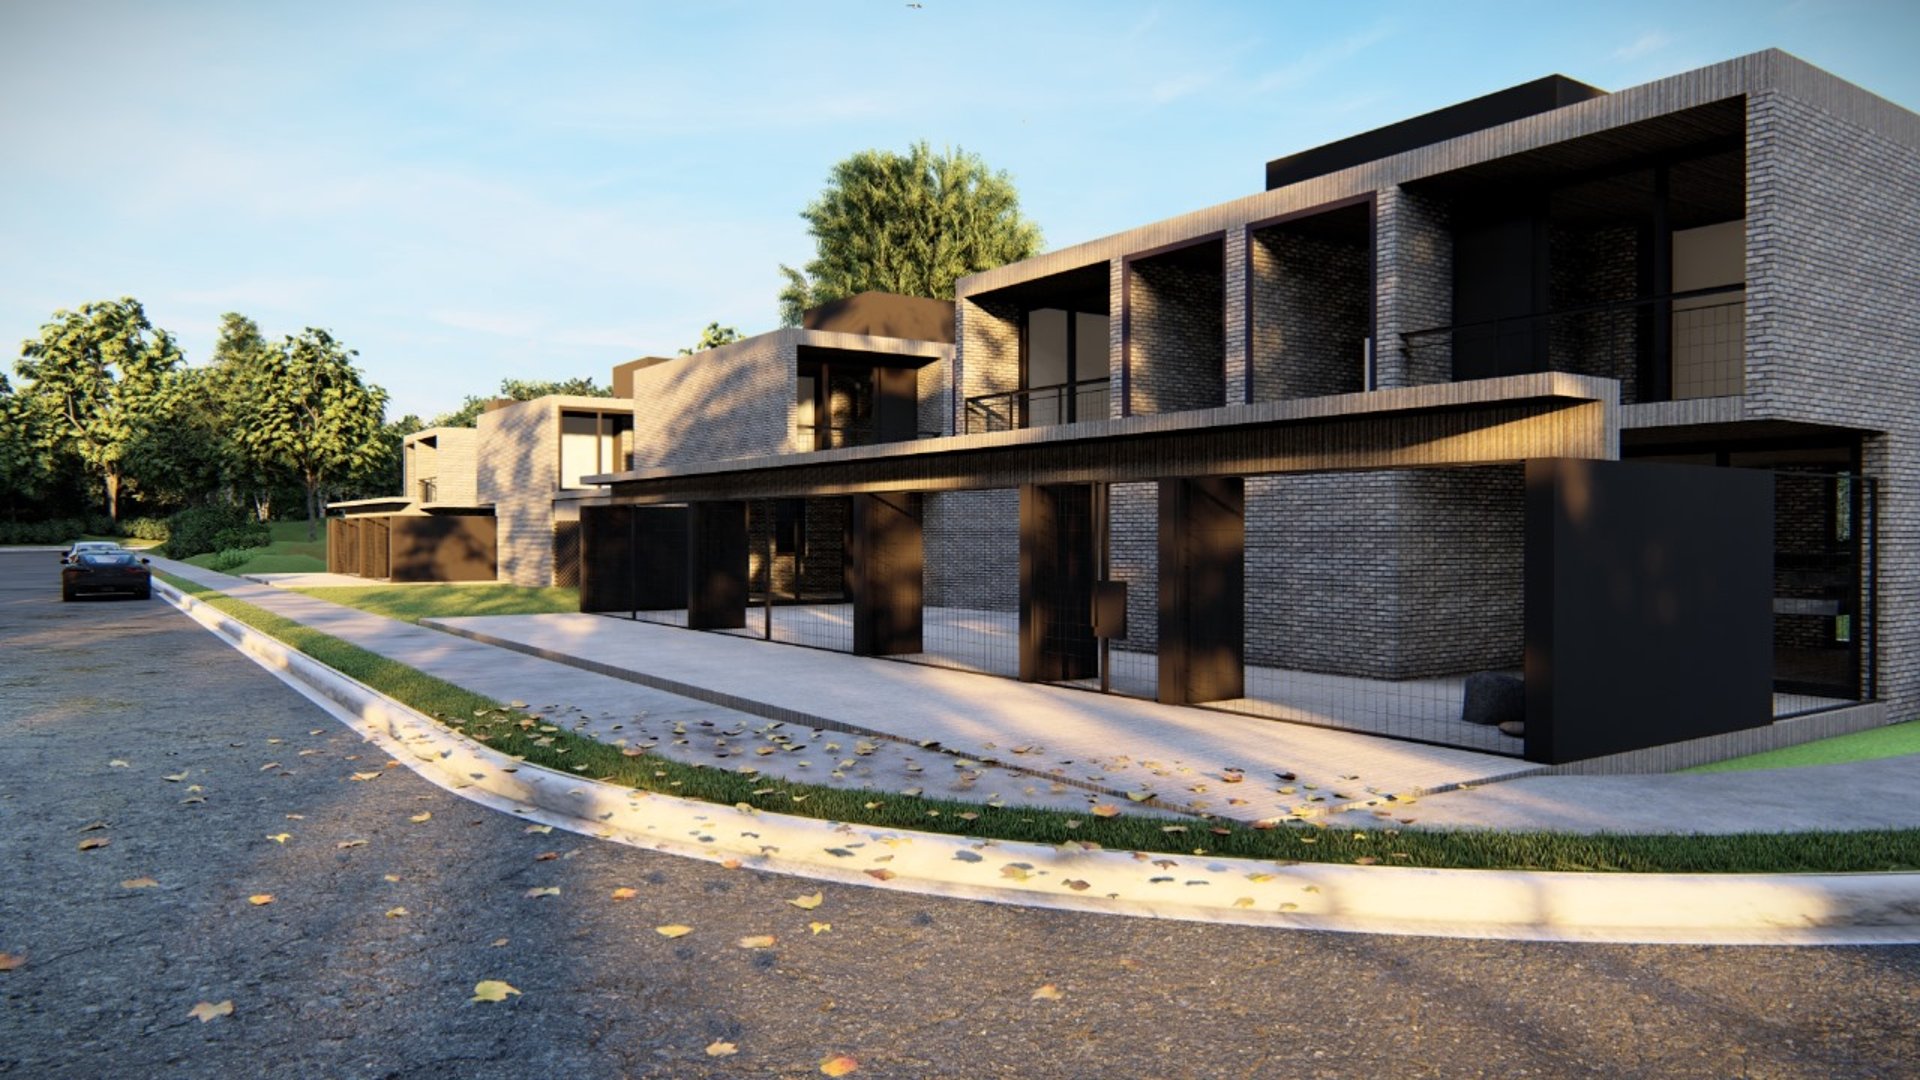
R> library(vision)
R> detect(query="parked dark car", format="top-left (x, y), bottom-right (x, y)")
top-left (61, 550), bottom-right (152, 601)
top-left (60, 540), bottom-right (123, 565)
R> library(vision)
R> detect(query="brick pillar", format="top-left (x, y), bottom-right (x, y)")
top-left (1375, 186), bottom-right (1453, 387)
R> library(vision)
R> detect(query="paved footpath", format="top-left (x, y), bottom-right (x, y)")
top-left (174, 552), bottom-right (1920, 835)
top-left (8, 552), bottom-right (1920, 1076)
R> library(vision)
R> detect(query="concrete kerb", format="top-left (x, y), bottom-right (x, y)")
top-left (154, 577), bottom-right (1920, 946)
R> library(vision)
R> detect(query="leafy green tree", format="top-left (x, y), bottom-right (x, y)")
top-left (203, 313), bottom-right (287, 519)
top-left (778, 141), bottom-right (1043, 325)
top-left (679, 322), bottom-right (743, 355)
top-left (12, 298), bottom-right (183, 520)
top-left (122, 366), bottom-right (226, 513)
top-left (0, 373), bottom-right (54, 512)
top-left (430, 376), bottom-right (612, 428)
top-left (233, 328), bottom-right (390, 540)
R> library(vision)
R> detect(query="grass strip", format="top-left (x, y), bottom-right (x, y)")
top-left (158, 571), bottom-right (1920, 874)
top-left (1685, 720), bottom-right (1920, 773)
top-left (288, 583), bottom-right (581, 624)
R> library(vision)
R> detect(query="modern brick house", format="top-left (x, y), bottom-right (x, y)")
top-left (568, 49), bottom-right (1912, 768)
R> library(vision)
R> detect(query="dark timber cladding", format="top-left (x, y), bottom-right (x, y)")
top-left (802, 291), bottom-right (956, 343)
top-left (578, 505), bottom-right (689, 613)
top-left (687, 502), bottom-right (748, 630)
top-left (1019, 485), bottom-right (1098, 682)
top-left (848, 493), bottom-right (923, 655)
top-left (603, 377), bottom-right (1615, 504)
top-left (1265, 74), bottom-right (1607, 190)
top-left (1158, 477), bottom-right (1244, 705)
top-left (1523, 458), bottom-right (1773, 764)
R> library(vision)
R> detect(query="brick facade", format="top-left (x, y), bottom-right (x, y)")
top-left (1125, 253), bottom-right (1225, 415)
top-left (1248, 226), bottom-right (1371, 401)
top-left (923, 489), bottom-right (1019, 611)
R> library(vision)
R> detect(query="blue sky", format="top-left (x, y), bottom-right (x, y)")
top-left (3, 1), bottom-right (1916, 423)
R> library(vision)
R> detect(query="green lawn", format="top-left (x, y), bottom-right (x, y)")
top-left (291, 583), bottom-right (581, 623)
top-left (154, 569), bottom-right (1920, 874)
top-left (181, 518), bottom-right (330, 575)
top-left (1686, 720), bottom-right (1920, 773)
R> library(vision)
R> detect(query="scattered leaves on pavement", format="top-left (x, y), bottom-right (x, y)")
top-left (1031, 984), bottom-right (1064, 1001)
top-left (336, 839), bottom-right (368, 849)
top-left (248, 894), bottom-right (274, 906)
top-left (188, 1000), bottom-right (234, 1022)
top-left (809, 922), bottom-right (832, 935)
top-left (1090, 804), bottom-right (1120, 818)
top-left (706, 1041), bottom-right (738, 1058)
top-left (163, 772), bottom-right (189, 782)
top-left (121, 877), bottom-right (159, 889)
top-left (655, 925), bottom-right (693, 938)
top-left (524, 825), bottom-right (552, 835)
top-left (108, 760), bottom-right (129, 768)
top-left (787, 893), bottom-right (823, 910)
top-left (77, 837), bottom-right (110, 851)
top-left (409, 812), bottom-right (432, 823)
top-left (0, 953), bottom-right (23, 971)
top-left (610, 887), bottom-right (638, 901)
top-left (386, 907), bottom-right (408, 918)
top-left (737, 935), bottom-right (777, 949)
top-left (523, 886), bottom-right (561, 899)
top-left (470, 980), bottom-right (520, 1003)
top-left (266, 833), bottom-right (291, 844)
top-left (820, 1053), bottom-right (860, 1076)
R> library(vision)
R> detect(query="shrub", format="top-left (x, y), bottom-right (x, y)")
top-left (164, 504), bottom-right (256, 558)
top-left (0, 517), bottom-right (90, 545)
top-left (121, 517), bottom-right (170, 541)
top-left (207, 547), bottom-right (262, 572)
top-left (210, 523), bottom-right (271, 552)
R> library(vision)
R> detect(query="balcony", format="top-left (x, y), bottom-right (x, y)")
top-left (964, 378), bottom-right (1112, 434)
top-left (1402, 285), bottom-right (1745, 403)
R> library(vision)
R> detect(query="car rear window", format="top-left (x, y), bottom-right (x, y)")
top-left (82, 553), bottom-right (140, 566)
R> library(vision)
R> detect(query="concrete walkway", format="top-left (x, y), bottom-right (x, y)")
top-left (157, 558), bottom-right (1920, 834)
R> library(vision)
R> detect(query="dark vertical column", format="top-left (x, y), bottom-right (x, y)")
top-left (327, 518), bottom-right (343, 573)
top-left (1524, 458), bottom-right (1772, 764)
top-left (1019, 484), bottom-right (1098, 681)
top-left (873, 366), bottom-right (919, 445)
top-left (687, 501), bottom-right (748, 630)
top-left (579, 505), bottom-right (629, 612)
top-left (850, 492), bottom-right (923, 655)
top-left (1158, 477), bottom-right (1245, 704)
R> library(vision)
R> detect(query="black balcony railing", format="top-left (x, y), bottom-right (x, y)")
top-left (1402, 284), bottom-right (1745, 403)
top-left (964, 378), bottom-right (1112, 434)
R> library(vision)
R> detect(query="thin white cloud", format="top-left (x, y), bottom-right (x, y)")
top-left (1255, 21), bottom-right (1400, 94)
top-left (1613, 31), bottom-right (1673, 61)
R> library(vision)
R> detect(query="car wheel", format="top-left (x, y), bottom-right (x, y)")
top-left (136, 587), bottom-right (152, 600)
top-left (62, 587), bottom-right (75, 602)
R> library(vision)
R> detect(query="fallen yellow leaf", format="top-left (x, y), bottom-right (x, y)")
top-left (350, 772), bottom-right (381, 782)
top-left (336, 839), bottom-right (368, 849)
top-left (787, 892), bottom-right (823, 911)
top-left (706, 1041), bottom-right (738, 1058)
top-left (1031, 984), bottom-right (1064, 1001)
top-left (386, 907), bottom-right (408, 918)
top-left (737, 935), bottom-right (777, 949)
top-left (121, 877), bottom-right (159, 889)
top-left (490, 937), bottom-right (509, 947)
top-left (77, 837), bottom-right (110, 851)
top-left (524, 824), bottom-right (553, 835)
top-left (864, 868), bottom-right (895, 881)
top-left (610, 887), bottom-right (638, 901)
top-left (187, 1000), bottom-right (233, 1022)
top-left (108, 759), bottom-right (129, 768)
top-left (266, 833), bottom-right (291, 844)
top-left (409, 812), bottom-right (432, 823)
top-left (655, 925), bottom-right (693, 938)
top-left (163, 772), bottom-right (188, 782)
top-left (248, 894), bottom-right (275, 906)
top-left (820, 1053), bottom-right (860, 1076)
top-left (0, 953), bottom-right (23, 971)
top-left (470, 979), bottom-right (520, 1003)
top-left (809, 922), bottom-right (832, 935)
top-left (523, 886), bottom-right (561, 899)
top-left (1090, 804), bottom-right (1120, 818)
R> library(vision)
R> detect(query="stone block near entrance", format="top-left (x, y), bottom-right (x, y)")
top-left (1462, 671), bottom-right (1525, 726)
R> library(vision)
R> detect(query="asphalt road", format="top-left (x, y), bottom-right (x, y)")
top-left (2, 549), bottom-right (1917, 1079)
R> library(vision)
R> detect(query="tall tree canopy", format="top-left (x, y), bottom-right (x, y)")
top-left (202, 313), bottom-right (288, 518)
top-left (430, 376), bottom-right (612, 429)
top-left (232, 327), bottom-right (389, 539)
top-left (12, 297), bottom-right (183, 520)
top-left (778, 141), bottom-right (1043, 326)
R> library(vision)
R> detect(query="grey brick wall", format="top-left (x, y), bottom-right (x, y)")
top-left (1126, 256), bottom-right (1224, 415)
top-left (1374, 186), bottom-right (1453, 387)
top-left (1107, 482), bottom-right (1158, 654)
top-left (1242, 467), bottom-right (1524, 679)
top-left (1745, 86), bottom-right (1920, 719)
top-left (1248, 227), bottom-right (1371, 401)
top-left (477, 400), bottom-right (558, 587)
top-left (956, 297), bottom-right (1022, 433)
top-left (1547, 224), bottom-right (1644, 398)
top-left (923, 488), bottom-right (1019, 611)
top-left (630, 336), bottom-right (793, 466)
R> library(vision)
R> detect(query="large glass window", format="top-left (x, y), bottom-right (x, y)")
top-left (559, 411), bottom-right (632, 488)
top-left (1023, 308), bottom-right (1108, 426)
